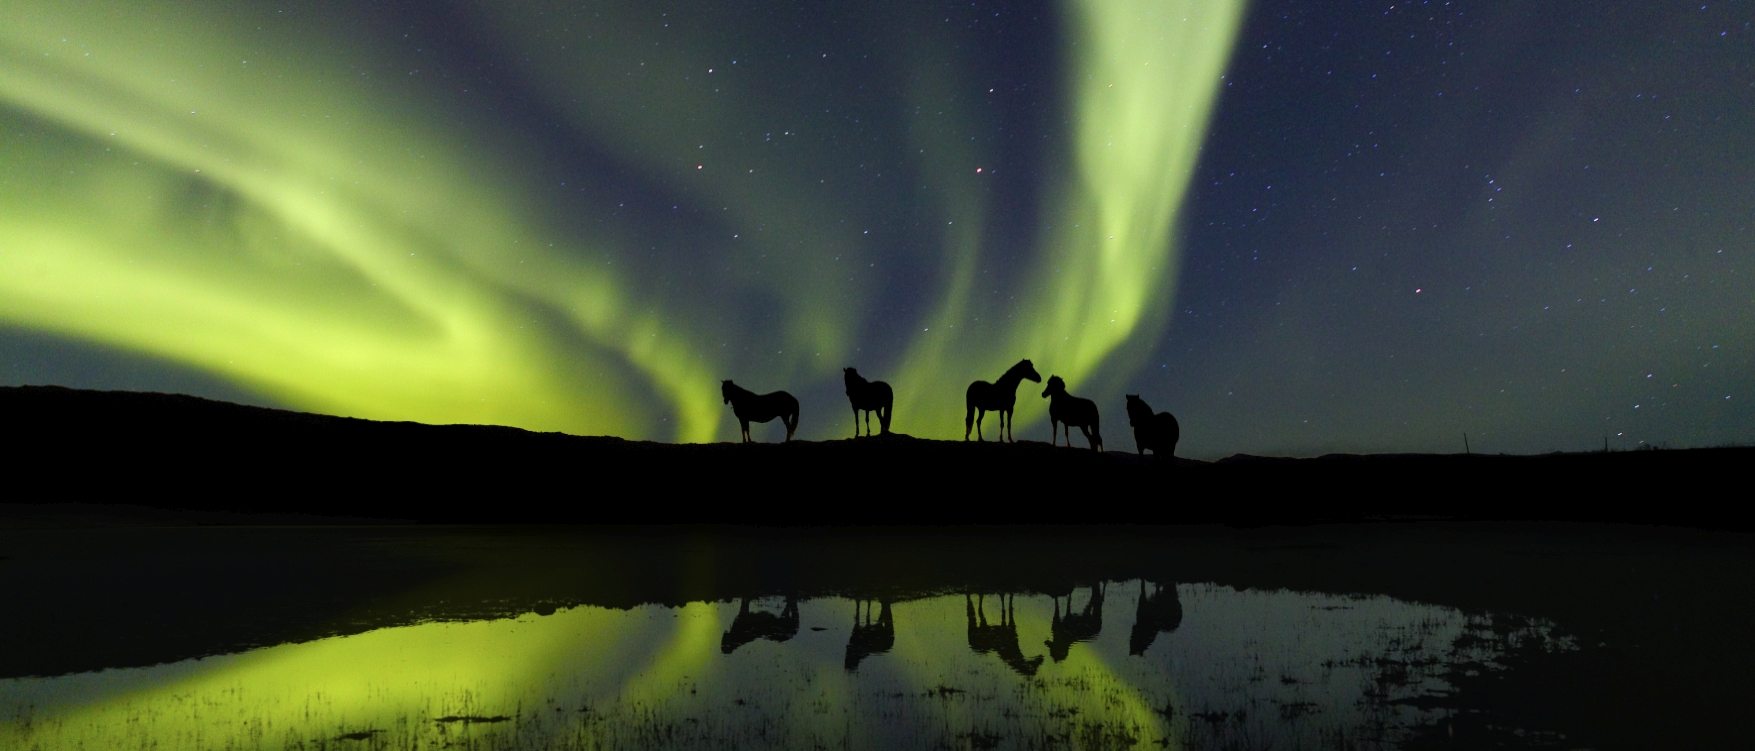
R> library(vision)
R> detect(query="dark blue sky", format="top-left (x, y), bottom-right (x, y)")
top-left (1, 0), bottom-right (1748, 455)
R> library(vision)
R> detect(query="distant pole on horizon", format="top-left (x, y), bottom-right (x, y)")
top-left (1463, 433), bottom-right (1470, 455)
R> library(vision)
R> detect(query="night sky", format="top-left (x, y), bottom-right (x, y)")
top-left (1, 0), bottom-right (1748, 457)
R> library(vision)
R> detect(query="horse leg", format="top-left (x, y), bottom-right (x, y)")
top-left (740, 419), bottom-right (751, 443)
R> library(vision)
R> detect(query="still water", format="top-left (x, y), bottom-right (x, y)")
top-left (0, 522), bottom-right (1745, 750)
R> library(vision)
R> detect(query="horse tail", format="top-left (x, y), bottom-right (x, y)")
top-left (877, 382), bottom-right (893, 434)
top-left (966, 383), bottom-right (982, 438)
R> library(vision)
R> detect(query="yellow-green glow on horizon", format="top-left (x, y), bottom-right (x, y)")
top-left (0, 0), bottom-right (1242, 440)
top-left (0, 2), bottom-right (722, 440)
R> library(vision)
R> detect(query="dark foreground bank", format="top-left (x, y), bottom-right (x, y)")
top-left (2, 385), bottom-right (1746, 526)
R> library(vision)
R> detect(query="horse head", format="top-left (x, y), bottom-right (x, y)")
top-left (843, 367), bottom-right (862, 386)
top-left (1011, 359), bottom-right (1042, 384)
top-left (721, 380), bottom-right (736, 404)
top-left (1042, 375), bottom-right (1066, 399)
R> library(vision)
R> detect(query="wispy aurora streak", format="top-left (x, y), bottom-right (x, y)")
top-left (0, 0), bottom-right (1242, 440)
top-left (894, 0), bottom-right (1246, 429)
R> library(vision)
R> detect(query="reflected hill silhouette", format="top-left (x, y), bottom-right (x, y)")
top-left (721, 595), bottom-right (799, 654)
top-left (843, 599), bottom-right (893, 671)
top-left (966, 593), bottom-right (1044, 677)
top-left (1128, 580), bottom-right (1183, 656)
top-left (0, 385), bottom-right (1747, 522)
top-left (5, 520), bottom-right (1755, 751)
top-left (1046, 583), bottom-right (1105, 662)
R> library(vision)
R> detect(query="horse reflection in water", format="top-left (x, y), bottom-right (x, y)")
top-left (721, 596), bottom-right (800, 654)
top-left (844, 599), bottom-right (894, 671)
top-left (1046, 584), bottom-right (1106, 662)
top-left (966, 593), bottom-right (1045, 676)
top-left (1129, 580), bottom-right (1184, 656)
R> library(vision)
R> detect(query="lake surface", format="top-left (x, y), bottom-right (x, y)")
top-left (0, 520), bottom-right (1748, 750)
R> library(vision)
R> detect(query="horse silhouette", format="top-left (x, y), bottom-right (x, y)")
top-left (844, 599), bottom-right (895, 671)
top-left (966, 593), bottom-right (1044, 676)
top-left (722, 380), bottom-right (800, 442)
top-left (1045, 583), bottom-right (1106, 662)
top-left (964, 359), bottom-right (1041, 442)
top-left (1042, 376), bottom-right (1103, 451)
top-left (843, 368), bottom-right (893, 437)
top-left (721, 595), bottom-right (799, 654)
top-left (1125, 395), bottom-right (1180, 459)
top-left (1128, 580), bottom-right (1184, 656)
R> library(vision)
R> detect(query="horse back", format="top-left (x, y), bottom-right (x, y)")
top-left (1061, 395), bottom-right (1099, 426)
top-left (965, 379), bottom-right (992, 405)
top-left (1154, 412), bottom-right (1179, 445)
top-left (774, 390), bottom-right (800, 415)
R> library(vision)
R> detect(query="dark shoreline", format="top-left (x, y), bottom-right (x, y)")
top-left (3, 384), bottom-right (1746, 528)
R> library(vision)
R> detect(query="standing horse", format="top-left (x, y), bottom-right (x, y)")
top-left (1128, 580), bottom-right (1184, 656)
top-left (1125, 395), bottom-right (1180, 459)
top-left (843, 368), bottom-right (893, 437)
top-left (722, 380), bottom-right (800, 442)
top-left (1045, 583), bottom-right (1106, 662)
top-left (966, 593), bottom-right (1044, 677)
top-left (844, 599), bottom-right (895, 671)
top-left (964, 359), bottom-right (1041, 442)
top-left (1042, 375), bottom-right (1103, 451)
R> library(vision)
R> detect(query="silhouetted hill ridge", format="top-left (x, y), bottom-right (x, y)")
top-left (1, 385), bottom-right (1743, 525)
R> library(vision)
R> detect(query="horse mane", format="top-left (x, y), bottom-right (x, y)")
top-left (1126, 395), bottom-right (1153, 425)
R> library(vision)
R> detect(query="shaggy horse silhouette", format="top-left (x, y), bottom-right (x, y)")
top-left (844, 599), bottom-right (895, 671)
top-left (964, 359), bottom-right (1041, 442)
top-left (720, 596), bottom-right (799, 654)
top-left (1128, 580), bottom-right (1184, 656)
top-left (842, 368), bottom-right (893, 437)
top-left (966, 593), bottom-right (1044, 676)
top-left (1045, 583), bottom-right (1106, 662)
top-left (722, 380), bottom-right (799, 442)
top-left (1042, 376), bottom-right (1103, 451)
top-left (1125, 395), bottom-right (1180, 459)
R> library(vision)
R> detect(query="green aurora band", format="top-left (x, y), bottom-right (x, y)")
top-left (0, 0), bottom-right (1244, 441)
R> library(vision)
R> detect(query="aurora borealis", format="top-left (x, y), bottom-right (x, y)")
top-left (2, 0), bottom-right (1749, 454)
